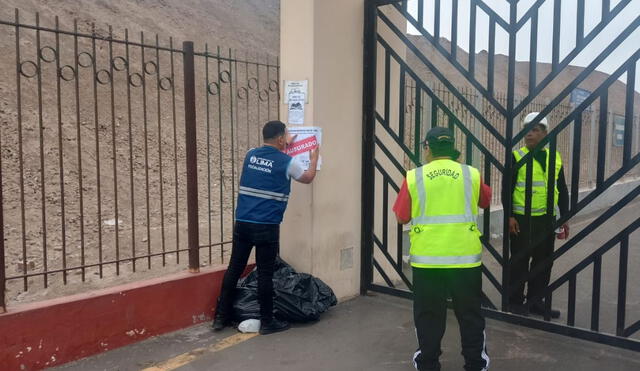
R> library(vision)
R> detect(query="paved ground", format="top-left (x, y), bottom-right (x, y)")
top-left (481, 201), bottom-right (640, 337)
top-left (54, 294), bottom-right (640, 371)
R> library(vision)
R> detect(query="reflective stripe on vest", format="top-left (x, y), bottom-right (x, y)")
top-left (462, 164), bottom-right (473, 218)
top-left (411, 164), bottom-right (475, 225)
top-left (516, 181), bottom-right (546, 187)
top-left (512, 147), bottom-right (562, 216)
top-left (512, 205), bottom-right (547, 214)
top-left (410, 253), bottom-right (482, 265)
top-left (412, 214), bottom-right (476, 224)
top-left (415, 166), bottom-right (427, 219)
top-left (238, 186), bottom-right (289, 202)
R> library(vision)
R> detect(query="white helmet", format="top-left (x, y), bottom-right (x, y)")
top-left (523, 112), bottom-right (548, 130)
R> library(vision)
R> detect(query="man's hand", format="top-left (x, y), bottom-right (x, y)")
top-left (295, 145), bottom-right (320, 184)
top-left (285, 134), bottom-right (298, 152)
top-left (509, 217), bottom-right (520, 236)
top-left (309, 146), bottom-right (320, 164)
top-left (562, 223), bottom-right (570, 239)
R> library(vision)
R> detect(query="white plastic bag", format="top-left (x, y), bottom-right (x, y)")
top-left (238, 319), bottom-right (261, 333)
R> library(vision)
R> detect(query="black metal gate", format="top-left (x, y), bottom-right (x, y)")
top-left (362, 0), bottom-right (640, 351)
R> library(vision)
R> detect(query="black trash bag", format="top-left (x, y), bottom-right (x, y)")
top-left (232, 257), bottom-right (337, 322)
top-left (231, 285), bottom-right (261, 322)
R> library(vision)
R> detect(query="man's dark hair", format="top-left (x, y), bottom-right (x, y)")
top-left (263, 120), bottom-right (286, 141)
top-left (429, 142), bottom-right (456, 158)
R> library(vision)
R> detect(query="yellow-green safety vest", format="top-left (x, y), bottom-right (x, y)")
top-left (406, 159), bottom-right (482, 269)
top-left (512, 147), bottom-right (562, 216)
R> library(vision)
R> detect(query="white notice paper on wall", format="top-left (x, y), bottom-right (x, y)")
top-left (284, 80), bottom-right (308, 103)
top-left (287, 92), bottom-right (305, 125)
top-left (286, 126), bottom-right (322, 170)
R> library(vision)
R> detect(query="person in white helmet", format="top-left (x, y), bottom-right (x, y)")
top-left (502, 112), bottom-right (569, 318)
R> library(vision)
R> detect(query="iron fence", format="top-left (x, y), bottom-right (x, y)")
top-left (403, 80), bottom-right (640, 206)
top-left (0, 10), bottom-right (280, 311)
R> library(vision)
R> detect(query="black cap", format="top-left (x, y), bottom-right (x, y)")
top-left (425, 127), bottom-right (454, 145)
top-left (423, 127), bottom-right (460, 160)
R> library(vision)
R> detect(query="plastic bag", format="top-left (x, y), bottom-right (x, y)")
top-left (237, 319), bottom-right (261, 333)
top-left (232, 285), bottom-right (261, 322)
top-left (232, 257), bottom-right (337, 322)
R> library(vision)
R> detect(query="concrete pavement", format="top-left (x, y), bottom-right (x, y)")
top-left (53, 294), bottom-right (640, 371)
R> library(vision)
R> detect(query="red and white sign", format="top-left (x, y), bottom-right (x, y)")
top-left (286, 126), bottom-right (322, 170)
top-left (286, 135), bottom-right (319, 157)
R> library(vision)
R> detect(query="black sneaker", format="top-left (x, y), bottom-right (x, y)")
top-left (530, 303), bottom-right (561, 319)
top-left (212, 314), bottom-right (232, 331)
top-left (259, 318), bottom-right (291, 335)
top-left (509, 304), bottom-right (530, 316)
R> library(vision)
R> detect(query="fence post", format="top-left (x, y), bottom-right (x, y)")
top-left (183, 41), bottom-right (200, 273)
top-left (360, 0), bottom-right (378, 295)
top-left (0, 150), bottom-right (5, 313)
top-left (605, 110), bottom-right (612, 174)
top-left (588, 106), bottom-right (597, 187)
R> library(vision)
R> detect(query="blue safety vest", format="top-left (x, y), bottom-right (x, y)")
top-left (235, 146), bottom-right (293, 224)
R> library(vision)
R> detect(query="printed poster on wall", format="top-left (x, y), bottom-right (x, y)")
top-left (287, 92), bottom-right (305, 124)
top-left (286, 126), bottom-right (322, 170)
top-left (284, 80), bottom-right (308, 103)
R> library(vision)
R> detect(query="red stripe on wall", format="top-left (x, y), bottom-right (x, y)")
top-left (0, 264), bottom-right (254, 370)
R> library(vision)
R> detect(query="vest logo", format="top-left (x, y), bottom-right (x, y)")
top-left (249, 156), bottom-right (274, 168)
top-left (425, 168), bottom-right (460, 180)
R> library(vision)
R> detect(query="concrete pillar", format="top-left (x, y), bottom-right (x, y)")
top-left (279, 0), bottom-right (365, 300)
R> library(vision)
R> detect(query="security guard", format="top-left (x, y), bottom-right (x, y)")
top-left (503, 112), bottom-right (569, 318)
top-left (393, 127), bottom-right (491, 371)
top-left (213, 120), bottom-right (319, 335)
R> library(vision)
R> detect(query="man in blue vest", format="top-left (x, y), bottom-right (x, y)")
top-left (503, 112), bottom-right (570, 318)
top-left (212, 120), bottom-right (319, 335)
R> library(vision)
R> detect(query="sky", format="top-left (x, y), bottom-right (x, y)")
top-left (405, 0), bottom-right (640, 89)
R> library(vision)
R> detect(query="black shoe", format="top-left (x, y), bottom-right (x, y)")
top-left (530, 304), bottom-right (561, 319)
top-left (509, 303), bottom-right (529, 316)
top-left (212, 314), bottom-right (232, 331)
top-left (259, 318), bottom-right (291, 335)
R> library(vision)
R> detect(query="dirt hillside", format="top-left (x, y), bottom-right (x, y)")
top-left (0, 0), bottom-right (280, 305)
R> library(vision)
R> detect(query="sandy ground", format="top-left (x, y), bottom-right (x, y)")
top-left (0, 0), bottom-right (280, 305)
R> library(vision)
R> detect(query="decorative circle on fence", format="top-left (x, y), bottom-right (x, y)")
top-left (268, 80), bottom-right (278, 93)
top-left (237, 87), bottom-right (248, 100)
top-left (219, 70), bottom-right (231, 83)
top-left (159, 77), bottom-right (173, 91)
top-left (77, 52), bottom-right (94, 68)
top-left (96, 69), bottom-right (111, 85)
top-left (112, 56), bottom-right (128, 71)
top-left (405, 103), bottom-right (414, 113)
top-left (39, 46), bottom-right (57, 63)
top-left (144, 61), bottom-right (157, 75)
top-left (207, 82), bottom-right (220, 95)
top-left (259, 89), bottom-right (269, 102)
top-left (128, 72), bottom-right (143, 87)
top-left (59, 65), bottom-right (76, 81)
top-left (248, 77), bottom-right (258, 90)
top-left (19, 61), bottom-right (39, 78)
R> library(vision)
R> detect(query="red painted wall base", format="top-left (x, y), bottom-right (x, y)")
top-left (0, 264), bottom-right (253, 370)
